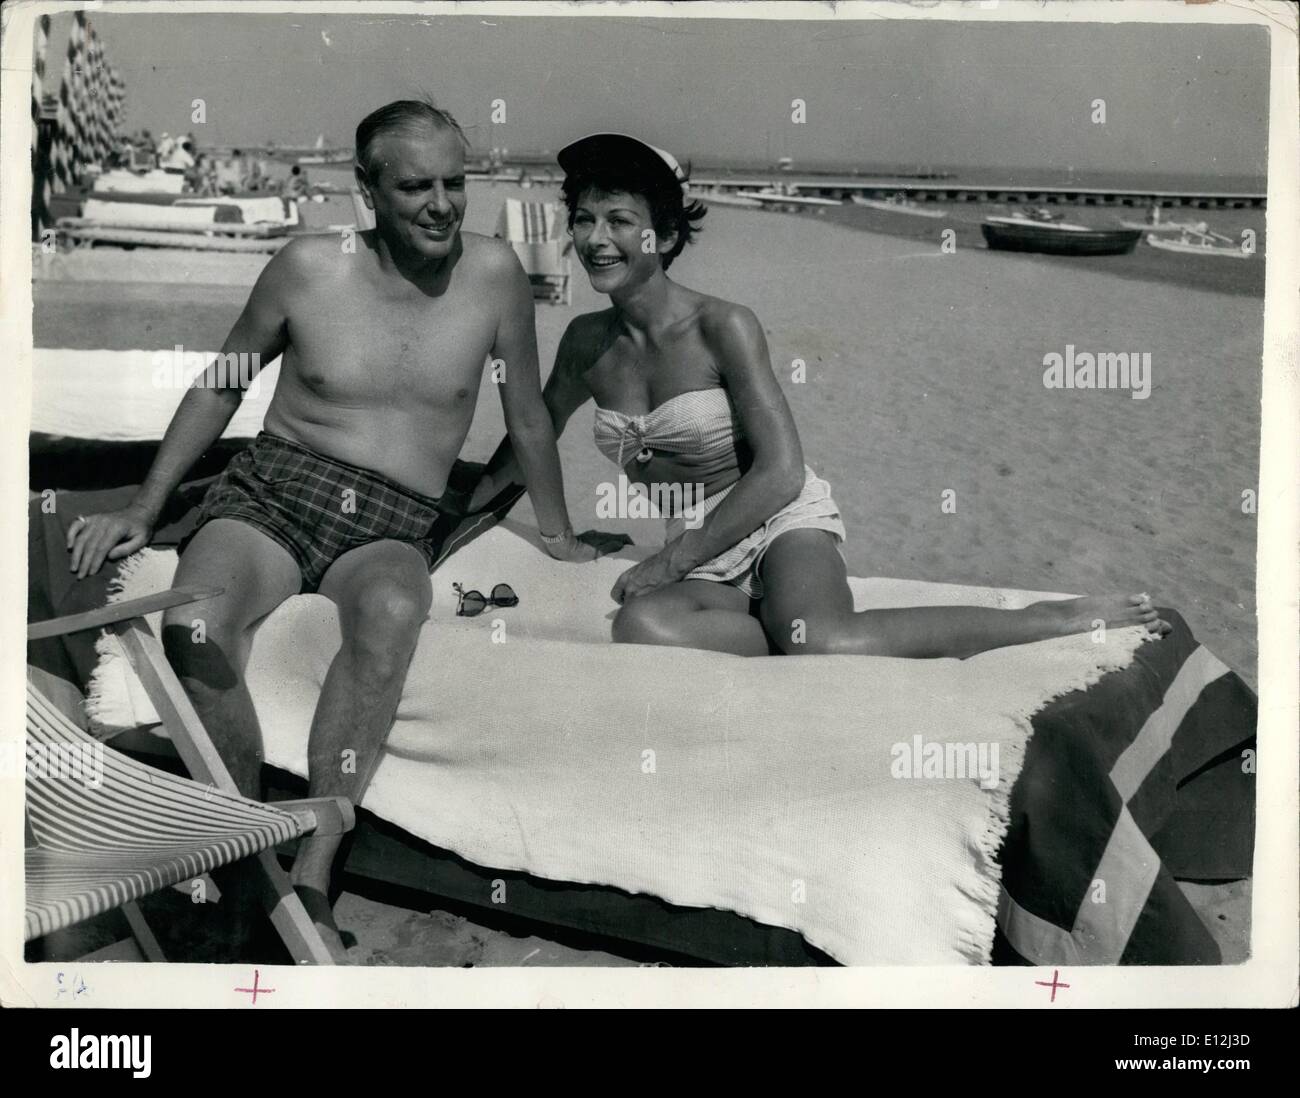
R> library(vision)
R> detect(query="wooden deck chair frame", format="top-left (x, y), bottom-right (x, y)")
top-left (494, 199), bottom-right (573, 305)
top-left (26, 586), bottom-right (355, 965)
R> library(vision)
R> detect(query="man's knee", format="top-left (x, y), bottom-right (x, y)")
top-left (161, 603), bottom-right (246, 689)
top-left (343, 581), bottom-right (430, 671)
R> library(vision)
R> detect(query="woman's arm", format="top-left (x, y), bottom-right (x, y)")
top-left (611, 304), bottom-right (805, 603)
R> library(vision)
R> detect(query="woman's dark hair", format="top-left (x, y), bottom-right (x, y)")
top-left (355, 98), bottom-right (468, 180)
top-left (561, 159), bottom-right (706, 270)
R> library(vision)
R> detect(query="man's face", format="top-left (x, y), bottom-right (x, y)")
top-left (359, 124), bottom-right (467, 261)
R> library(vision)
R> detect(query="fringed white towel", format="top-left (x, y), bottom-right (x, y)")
top-left (88, 523), bottom-right (1149, 965)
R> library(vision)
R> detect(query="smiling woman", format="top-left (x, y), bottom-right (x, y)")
top-left (559, 132), bottom-right (706, 271)
top-left (475, 131), bottom-right (1176, 660)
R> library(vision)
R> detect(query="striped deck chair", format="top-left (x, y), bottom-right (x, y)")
top-left (25, 587), bottom-right (354, 964)
top-left (494, 199), bottom-right (573, 305)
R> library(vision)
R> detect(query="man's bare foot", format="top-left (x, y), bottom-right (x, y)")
top-left (292, 885), bottom-right (353, 964)
top-left (290, 834), bottom-right (354, 963)
top-left (1035, 592), bottom-right (1172, 639)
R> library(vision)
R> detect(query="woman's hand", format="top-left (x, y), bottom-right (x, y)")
top-left (66, 505), bottom-right (155, 579)
top-left (610, 550), bottom-right (689, 604)
top-left (578, 529), bottom-right (634, 557)
top-left (543, 527), bottom-right (634, 563)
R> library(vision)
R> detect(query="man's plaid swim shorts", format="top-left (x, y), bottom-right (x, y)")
top-left (178, 431), bottom-right (453, 593)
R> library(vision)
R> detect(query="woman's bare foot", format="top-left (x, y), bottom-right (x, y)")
top-left (1034, 592), bottom-right (1172, 640)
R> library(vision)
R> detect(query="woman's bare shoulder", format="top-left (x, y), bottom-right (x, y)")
top-left (559, 308), bottom-right (618, 361)
top-left (694, 296), bottom-right (766, 356)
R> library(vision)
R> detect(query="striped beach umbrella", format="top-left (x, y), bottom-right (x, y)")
top-left (82, 19), bottom-right (106, 167)
top-left (50, 11), bottom-right (88, 192)
top-left (86, 24), bottom-right (113, 167)
top-left (84, 26), bottom-right (102, 165)
top-left (31, 14), bottom-right (51, 235)
top-left (67, 14), bottom-right (90, 169)
top-left (107, 63), bottom-right (126, 152)
top-left (31, 14), bottom-right (48, 160)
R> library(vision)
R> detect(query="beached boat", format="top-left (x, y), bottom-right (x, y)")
top-left (297, 151), bottom-right (353, 165)
top-left (981, 211), bottom-right (1141, 256)
top-left (850, 193), bottom-right (946, 218)
top-left (1145, 226), bottom-right (1251, 259)
top-left (735, 190), bottom-right (842, 208)
top-left (1119, 216), bottom-right (1207, 232)
top-left (295, 134), bottom-right (354, 165)
top-left (700, 191), bottom-right (764, 208)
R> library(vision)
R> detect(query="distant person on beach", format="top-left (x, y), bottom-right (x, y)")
top-left (285, 163), bottom-right (310, 200)
top-left (214, 150), bottom-right (244, 194)
top-left (473, 133), bottom-right (1172, 658)
top-left (161, 136), bottom-right (196, 175)
top-left (192, 153), bottom-right (217, 196)
top-left (66, 99), bottom-right (620, 960)
top-left (252, 155), bottom-right (272, 191)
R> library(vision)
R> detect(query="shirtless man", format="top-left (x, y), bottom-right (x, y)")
top-left (68, 100), bottom-right (614, 959)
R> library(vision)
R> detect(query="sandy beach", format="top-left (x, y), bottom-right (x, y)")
top-left (33, 179), bottom-right (1263, 689)
top-left (467, 183), bottom-right (1264, 690)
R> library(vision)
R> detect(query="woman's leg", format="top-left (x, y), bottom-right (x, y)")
top-left (757, 528), bottom-right (1171, 659)
top-left (613, 578), bottom-right (770, 656)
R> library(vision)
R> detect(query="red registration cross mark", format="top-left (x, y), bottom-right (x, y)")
top-left (1034, 969), bottom-right (1070, 1003)
top-left (234, 969), bottom-right (275, 1005)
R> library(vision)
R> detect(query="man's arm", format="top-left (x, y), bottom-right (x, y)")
top-left (473, 316), bottom-right (592, 508)
top-left (67, 241), bottom-right (297, 577)
top-left (488, 251), bottom-right (594, 561)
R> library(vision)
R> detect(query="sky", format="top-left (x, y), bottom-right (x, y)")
top-left (42, 10), bottom-right (1270, 183)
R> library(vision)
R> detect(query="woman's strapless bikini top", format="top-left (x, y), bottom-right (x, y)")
top-left (593, 388), bottom-right (743, 478)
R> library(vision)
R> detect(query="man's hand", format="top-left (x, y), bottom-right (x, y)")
top-left (610, 550), bottom-right (688, 604)
top-left (543, 528), bottom-right (633, 563)
top-left (67, 505), bottom-right (154, 579)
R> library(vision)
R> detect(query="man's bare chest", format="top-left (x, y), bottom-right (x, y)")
top-left (283, 284), bottom-right (498, 405)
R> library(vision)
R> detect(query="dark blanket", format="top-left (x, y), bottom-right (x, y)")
top-left (28, 474), bottom-right (1255, 966)
top-left (994, 614), bottom-right (1255, 964)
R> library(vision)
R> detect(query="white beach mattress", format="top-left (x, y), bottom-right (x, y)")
top-left (175, 196), bottom-right (293, 225)
top-left (31, 349), bottom-right (279, 441)
top-left (93, 170), bottom-right (187, 195)
top-left (88, 524), bottom-right (1148, 965)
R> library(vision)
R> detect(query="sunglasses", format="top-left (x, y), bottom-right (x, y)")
top-left (453, 581), bottom-right (520, 618)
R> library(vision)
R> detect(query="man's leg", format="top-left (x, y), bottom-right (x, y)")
top-left (291, 540), bottom-right (432, 946)
top-left (161, 519), bottom-right (301, 958)
top-left (161, 518), bottom-right (302, 796)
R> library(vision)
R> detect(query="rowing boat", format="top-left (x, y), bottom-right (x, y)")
top-left (1145, 228), bottom-right (1251, 259)
top-left (981, 213), bottom-right (1141, 256)
top-left (850, 194), bottom-right (947, 218)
